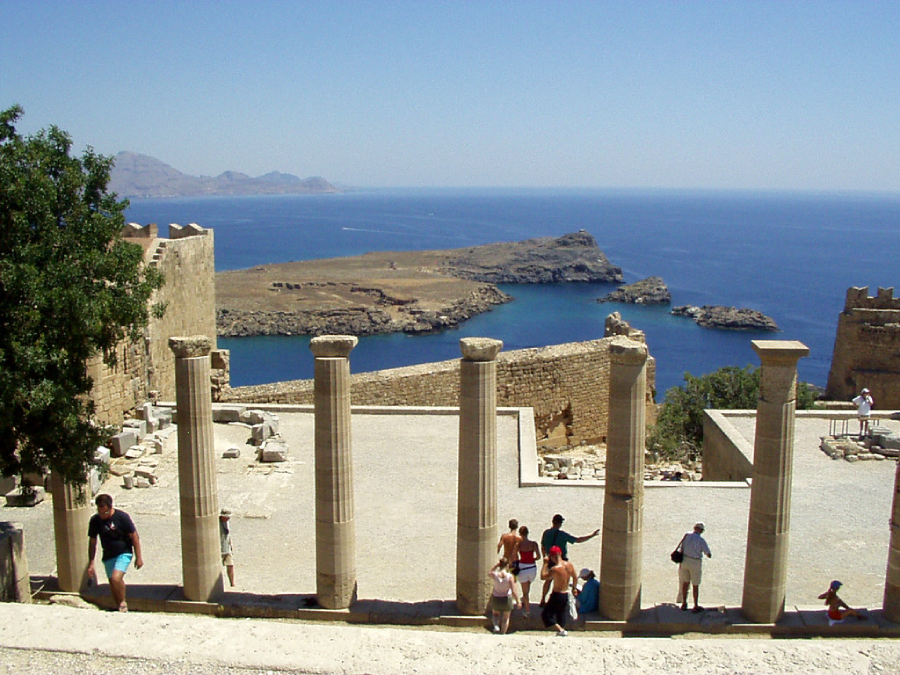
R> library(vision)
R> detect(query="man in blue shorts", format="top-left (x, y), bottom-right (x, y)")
top-left (87, 493), bottom-right (144, 612)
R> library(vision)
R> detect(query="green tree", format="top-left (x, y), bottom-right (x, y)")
top-left (0, 106), bottom-right (164, 485)
top-left (647, 364), bottom-right (817, 464)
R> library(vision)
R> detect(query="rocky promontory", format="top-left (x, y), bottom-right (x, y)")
top-left (216, 232), bottom-right (616, 337)
top-left (444, 231), bottom-right (622, 283)
top-left (599, 276), bottom-right (671, 304)
top-left (671, 305), bottom-right (778, 331)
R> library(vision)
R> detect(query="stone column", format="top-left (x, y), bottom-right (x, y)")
top-left (456, 337), bottom-right (502, 615)
top-left (741, 340), bottom-right (809, 623)
top-left (599, 336), bottom-right (648, 620)
top-left (311, 335), bottom-right (358, 609)
top-left (50, 473), bottom-right (91, 592)
top-left (884, 459), bottom-right (900, 622)
top-left (170, 336), bottom-right (223, 602)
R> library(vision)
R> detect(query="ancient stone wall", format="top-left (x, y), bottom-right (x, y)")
top-left (702, 410), bottom-right (755, 482)
top-left (222, 338), bottom-right (657, 445)
top-left (88, 223), bottom-right (218, 425)
top-left (826, 286), bottom-right (900, 409)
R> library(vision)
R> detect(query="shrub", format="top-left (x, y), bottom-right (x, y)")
top-left (647, 365), bottom-right (817, 464)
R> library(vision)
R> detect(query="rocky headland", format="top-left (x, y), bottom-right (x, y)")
top-left (599, 276), bottom-right (671, 304)
top-left (671, 305), bottom-right (779, 331)
top-left (216, 232), bottom-right (619, 337)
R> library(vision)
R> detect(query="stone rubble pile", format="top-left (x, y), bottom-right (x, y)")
top-left (538, 447), bottom-right (702, 482)
top-left (108, 403), bottom-right (178, 489)
top-left (820, 427), bottom-right (899, 462)
top-left (106, 404), bottom-right (292, 494)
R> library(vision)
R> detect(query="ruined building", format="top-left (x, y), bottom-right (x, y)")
top-left (826, 286), bottom-right (900, 409)
top-left (88, 223), bottom-right (227, 425)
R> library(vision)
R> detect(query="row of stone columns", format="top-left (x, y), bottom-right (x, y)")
top-left (47, 334), bottom-right (900, 622)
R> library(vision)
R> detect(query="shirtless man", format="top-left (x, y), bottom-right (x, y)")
top-left (540, 545), bottom-right (576, 636)
top-left (497, 519), bottom-right (522, 560)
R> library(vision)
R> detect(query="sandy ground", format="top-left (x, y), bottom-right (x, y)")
top-left (1, 602), bottom-right (900, 675)
top-left (3, 410), bottom-right (900, 673)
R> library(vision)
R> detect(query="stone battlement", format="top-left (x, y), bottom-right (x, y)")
top-left (843, 285), bottom-right (899, 311)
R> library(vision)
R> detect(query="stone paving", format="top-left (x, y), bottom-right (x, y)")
top-left (6, 406), bottom-right (899, 625)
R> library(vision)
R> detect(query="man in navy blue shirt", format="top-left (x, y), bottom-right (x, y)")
top-left (87, 493), bottom-right (143, 612)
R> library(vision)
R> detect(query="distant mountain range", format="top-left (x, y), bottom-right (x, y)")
top-left (108, 151), bottom-right (339, 198)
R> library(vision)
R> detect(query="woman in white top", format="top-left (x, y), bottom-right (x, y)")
top-left (488, 557), bottom-right (520, 634)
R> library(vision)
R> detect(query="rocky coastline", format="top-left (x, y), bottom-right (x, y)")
top-left (671, 305), bottom-right (779, 331)
top-left (599, 276), bottom-right (671, 304)
top-left (218, 285), bottom-right (511, 337)
top-left (216, 232), bottom-right (613, 338)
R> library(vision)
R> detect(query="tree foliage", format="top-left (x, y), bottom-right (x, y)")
top-left (0, 106), bottom-right (164, 484)
top-left (647, 364), bottom-right (818, 464)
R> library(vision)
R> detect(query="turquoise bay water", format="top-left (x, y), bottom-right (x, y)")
top-left (125, 188), bottom-right (900, 396)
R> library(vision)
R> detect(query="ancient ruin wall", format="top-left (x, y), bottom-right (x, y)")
top-left (222, 338), bottom-right (657, 445)
top-left (826, 286), bottom-right (900, 409)
top-left (88, 223), bottom-right (218, 425)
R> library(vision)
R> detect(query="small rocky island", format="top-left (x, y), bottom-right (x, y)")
top-left (599, 276), bottom-right (671, 304)
top-left (217, 231), bottom-right (621, 337)
top-left (671, 305), bottom-right (778, 331)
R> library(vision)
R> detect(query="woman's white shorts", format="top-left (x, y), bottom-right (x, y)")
top-left (517, 563), bottom-right (537, 584)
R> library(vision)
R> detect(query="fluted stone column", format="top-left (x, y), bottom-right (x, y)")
top-left (170, 336), bottom-right (224, 602)
top-left (50, 473), bottom-right (91, 592)
top-left (884, 459), bottom-right (900, 622)
top-left (741, 339), bottom-right (808, 623)
top-left (456, 337), bottom-right (502, 615)
top-left (311, 335), bottom-right (358, 609)
top-left (599, 336), bottom-right (648, 620)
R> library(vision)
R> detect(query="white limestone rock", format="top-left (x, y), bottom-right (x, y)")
top-left (259, 438), bottom-right (289, 463)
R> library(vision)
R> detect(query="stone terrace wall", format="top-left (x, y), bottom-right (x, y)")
top-left (222, 338), bottom-right (657, 445)
top-left (88, 223), bottom-right (218, 425)
top-left (826, 286), bottom-right (900, 409)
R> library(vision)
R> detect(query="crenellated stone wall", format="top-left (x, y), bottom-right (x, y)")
top-left (826, 286), bottom-right (900, 409)
top-left (88, 223), bottom-right (220, 425)
top-left (221, 337), bottom-right (657, 445)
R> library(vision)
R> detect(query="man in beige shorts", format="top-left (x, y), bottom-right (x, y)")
top-left (677, 522), bottom-right (711, 613)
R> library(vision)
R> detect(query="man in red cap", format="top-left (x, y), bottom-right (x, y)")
top-left (540, 545), bottom-right (576, 636)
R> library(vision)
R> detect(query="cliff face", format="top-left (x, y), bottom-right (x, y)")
top-left (216, 232), bottom-right (616, 337)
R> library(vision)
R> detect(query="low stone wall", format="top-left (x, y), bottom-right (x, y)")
top-left (0, 522), bottom-right (30, 603)
top-left (222, 337), bottom-right (657, 445)
top-left (702, 410), bottom-right (755, 482)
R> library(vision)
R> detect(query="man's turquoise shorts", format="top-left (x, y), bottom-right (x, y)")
top-left (103, 552), bottom-right (133, 578)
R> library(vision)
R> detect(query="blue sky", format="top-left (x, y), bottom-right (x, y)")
top-left (3, 1), bottom-right (899, 191)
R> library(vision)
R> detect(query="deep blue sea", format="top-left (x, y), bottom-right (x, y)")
top-left (125, 188), bottom-right (900, 397)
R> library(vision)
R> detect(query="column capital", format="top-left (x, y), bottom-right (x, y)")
top-left (751, 340), bottom-right (810, 366)
top-left (609, 336), bottom-right (648, 365)
top-left (310, 335), bottom-right (358, 358)
top-left (460, 337), bottom-right (503, 362)
top-left (169, 336), bottom-right (211, 358)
